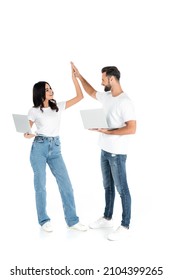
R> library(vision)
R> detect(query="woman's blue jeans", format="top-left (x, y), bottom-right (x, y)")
top-left (101, 150), bottom-right (131, 228)
top-left (30, 136), bottom-right (79, 227)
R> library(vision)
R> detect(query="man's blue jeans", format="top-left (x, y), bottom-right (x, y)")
top-left (30, 136), bottom-right (79, 227)
top-left (101, 150), bottom-right (131, 228)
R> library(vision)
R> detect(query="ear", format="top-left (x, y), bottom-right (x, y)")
top-left (109, 75), bottom-right (114, 82)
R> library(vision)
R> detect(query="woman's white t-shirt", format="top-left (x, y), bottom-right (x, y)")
top-left (28, 101), bottom-right (66, 137)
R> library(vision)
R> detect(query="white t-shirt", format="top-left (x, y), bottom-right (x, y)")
top-left (96, 91), bottom-right (136, 154)
top-left (28, 101), bottom-right (66, 137)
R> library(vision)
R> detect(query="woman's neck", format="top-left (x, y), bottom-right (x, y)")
top-left (43, 100), bottom-right (49, 108)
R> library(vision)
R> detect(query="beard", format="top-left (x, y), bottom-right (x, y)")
top-left (104, 85), bottom-right (111, 92)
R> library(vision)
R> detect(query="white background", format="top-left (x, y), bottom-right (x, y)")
top-left (0, 0), bottom-right (173, 279)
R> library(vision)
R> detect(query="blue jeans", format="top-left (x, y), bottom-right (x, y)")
top-left (30, 136), bottom-right (79, 227)
top-left (101, 150), bottom-right (131, 228)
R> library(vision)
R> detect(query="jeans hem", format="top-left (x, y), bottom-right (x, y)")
top-left (67, 218), bottom-right (79, 227)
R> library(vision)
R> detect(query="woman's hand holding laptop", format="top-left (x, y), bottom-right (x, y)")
top-left (24, 133), bottom-right (36, 139)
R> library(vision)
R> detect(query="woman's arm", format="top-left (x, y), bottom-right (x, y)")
top-left (65, 62), bottom-right (84, 109)
top-left (24, 120), bottom-right (36, 138)
top-left (71, 62), bottom-right (97, 99)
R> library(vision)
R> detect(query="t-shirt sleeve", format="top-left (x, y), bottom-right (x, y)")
top-left (57, 101), bottom-right (66, 112)
top-left (96, 91), bottom-right (105, 103)
top-left (121, 99), bottom-right (136, 122)
top-left (28, 108), bottom-right (35, 122)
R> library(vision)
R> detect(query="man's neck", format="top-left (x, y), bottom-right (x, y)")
top-left (111, 88), bottom-right (124, 97)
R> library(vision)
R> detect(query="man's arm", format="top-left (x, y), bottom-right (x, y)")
top-left (71, 62), bottom-right (97, 99)
top-left (98, 120), bottom-right (136, 135)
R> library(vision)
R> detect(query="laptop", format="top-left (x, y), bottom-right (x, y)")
top-left (80, 108), bottom-right (110, 129)
top-left (12, 114), bottom-right (32, 134)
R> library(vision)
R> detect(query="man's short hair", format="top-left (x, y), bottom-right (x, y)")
top-left (101, 66), bottom-right (120, 80)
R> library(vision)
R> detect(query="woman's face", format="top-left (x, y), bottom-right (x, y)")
top-left (45, 83), bottom-right (54, 100)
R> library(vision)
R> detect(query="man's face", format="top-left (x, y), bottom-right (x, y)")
top-left (101, 72), bottom-right (111, 92)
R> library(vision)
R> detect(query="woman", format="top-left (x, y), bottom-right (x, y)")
top-left (24, 63), bottom-right (88, 232)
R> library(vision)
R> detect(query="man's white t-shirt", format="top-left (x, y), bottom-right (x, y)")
top-left (96, 91), bottom-right (136, 154)
top-left (28, 101), bottom-right (66, 137)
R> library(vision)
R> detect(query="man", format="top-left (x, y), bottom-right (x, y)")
top-left (71, 62), bottom-right (136, 241)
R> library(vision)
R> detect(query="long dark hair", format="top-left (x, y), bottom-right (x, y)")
top-left (33, 81), bottom-right (59, 112)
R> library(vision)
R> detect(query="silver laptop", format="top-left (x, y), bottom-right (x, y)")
top-left (80, 108), bottom-right (110, 129)
top-left (12, 114), bottom-right (32, 134)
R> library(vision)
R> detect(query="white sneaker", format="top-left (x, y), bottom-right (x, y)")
top-left (41, 221), bottom-right (53, 232)
top-left (89, 217), bottom-right (114, 229)
top-left (70, 222), bottom-right (88, 231)
top-left (107, 225), bottom-right (129, 241)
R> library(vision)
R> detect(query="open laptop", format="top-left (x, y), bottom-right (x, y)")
top-left (80, 108), bottom-right (110, 129)
top-left (12, 114), bottom-right (32, 134)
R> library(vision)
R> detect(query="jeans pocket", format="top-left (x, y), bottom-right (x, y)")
top-left (55, 138), bottom-right (60, 146)
top-left (35, 137), bottom-right (44, 143)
